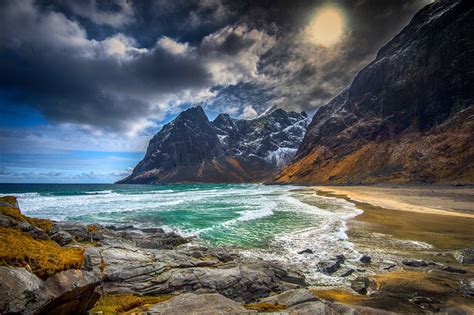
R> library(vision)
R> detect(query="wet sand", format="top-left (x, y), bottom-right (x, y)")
top-left (309, 185), bottom-right (474, 313)
top-left (312, 185), bottom-right (474, 250)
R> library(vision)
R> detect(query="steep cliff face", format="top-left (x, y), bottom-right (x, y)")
top-left (274, 0), bottom-right (474, 185)
top-left (118, 106), bottom-right (309, 183)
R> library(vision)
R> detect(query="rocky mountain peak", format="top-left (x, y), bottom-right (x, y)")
top-left (118, 106), bottom-right (310, 183)
top-left (274, 0), bottom-right (474, 185)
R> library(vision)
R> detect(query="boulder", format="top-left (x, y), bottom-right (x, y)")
top-left (360, 255), bottom-right (372, 264)
top-left (402, 259), bottom-right (428, 268)
top-left (40, 269), bottom-right (101, 315)
top-left (51, 222), bottom-right (90, 242)
top-left (442, 266), bottom-right (467, 274)
top-left (318, 255), bottom-right (345, 275)
top-left (259, 289), bottom-right (318, 307)
top-left (50, 230), bottom-right (73, 246)
top-left (0, 214), bottom-right (16, 227)
top-left (17, 221), bottom-right (49, 240)
top-left (460, 248), bottom-right (474, 264)
top-left (0, 267), bottom-right (50, 314)
top-left (287, 301), bottom-right (327, 314)
top-left (339, 268), bottom-right (355, 277)
top-left (146, 293), bottom-right (254, 314)
top-left (0, 267), bottom-right (101, 315)
top-left (351, 277), bottom-right (370, 295)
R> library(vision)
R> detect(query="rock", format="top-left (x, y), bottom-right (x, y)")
top-left (0, 267), bottom-right (101, 315)
top-left (461, 278), bottom-right (474, 296)
top-left (50, 230), bottom-right (73, 246)
top-left (146, 293), bottom-right (254, 314)
top-left (287, 301), bottom-right (327, 314)
top-left (51, 222), bottom-right (90, 242)
top-left (340, 268), bottom-right (355, 277)
top-left (460, 248), bottom-right (474, 264)
top-left (0, 214), bottom-right (16, 227)
top-left (329, 302), bottom-right (396, 315)
top-left (17, 221), bottom-right (49, 240)
top-left (360, 255), bottom-right (372, 264)
top-left (402, 259), bottom-right (428, 268)
top-left (381, 262), bottom-right (397, 271)
top-left (259, 289), bottom-right (319, 307)
top-left (40, 269), bottom-right (101, 314)
top-left (0, 267), bottom-right (50, 314)
top-left (442, 266), bottom-right (467, 274)
top-left (351, 277), bottom-right (370, 295)
top-left (318, 255), bottom-right (345, 275)
top-left (298, 249), bottom-right (313, 255)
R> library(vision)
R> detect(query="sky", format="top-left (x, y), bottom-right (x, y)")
top-left (0, 0), bottom-right (432, 183)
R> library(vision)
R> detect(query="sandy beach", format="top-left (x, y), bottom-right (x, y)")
top-left (308, 185), bottom-right (474, 312)
top-left (312, 185), bottom-right (474, 218)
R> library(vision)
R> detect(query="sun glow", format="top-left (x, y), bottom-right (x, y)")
top-left (305, 6), bottom-right (345, 47)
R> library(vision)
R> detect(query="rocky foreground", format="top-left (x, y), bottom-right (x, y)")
top-left (1, 196), bottom-right (473, 314)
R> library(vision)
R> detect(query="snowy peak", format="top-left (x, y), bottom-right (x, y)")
top-left (118, 106), bottom-right (310, 183)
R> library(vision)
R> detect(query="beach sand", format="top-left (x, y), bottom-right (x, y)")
top-left (309, 185), bottom-right (474, 312)
top-left (313, 185), bottom-right (474, 218)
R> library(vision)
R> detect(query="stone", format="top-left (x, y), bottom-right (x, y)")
top-left (260, 289), bottom-right (318, 307)
top-left (51, 222), bottom-right (90, 242)
top-left (0, 214), bottom-right (16, 227)
top-left (329, 302), bottom-right (396, 315)
top-left (287, 301), bottom-right (327, 314)
top-left (298, 249), bottom-right (313, 255)
top-left (442, 266), bottom-right (467, 274)
top-left (0, 267), bottom-right (101, 315)
top-left (340, 268), bottom-right (355, 277)
top-left (0, 267), bottom-right (50, 314)
top-left (460, 248), bottom-right (474, 264)
top-left (360, 255), bottom-right (372, 264)
top-left (146, 293), bottom-right (254, 314)
top-left (50, 230), bottom-right (73, 246)
top-left (40, 269), bottom-right (101, 315)
top-left (318, 255), bottom-right (345, 275)
top-left (351, 277), bottom-right (370, 295)
top-left (402, 259), bottom-right (428, 268)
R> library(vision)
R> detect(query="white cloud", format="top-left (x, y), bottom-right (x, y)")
top-left (158, 36), bottom-right (191, 55)
top-left (201, 25), bottom-right (276, 84)
top-left (240, 105), bottom-right (258, 119)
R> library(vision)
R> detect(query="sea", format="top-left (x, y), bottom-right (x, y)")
top-left (0, 183), bottom-right (365, 284)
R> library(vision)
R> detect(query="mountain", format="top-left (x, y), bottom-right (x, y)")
top-left (118, 106), bottom-right (309, 183)
top-left (274, 0), bottom-right (474, 185)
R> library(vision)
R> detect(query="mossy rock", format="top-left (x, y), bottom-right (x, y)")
top-left (90, 294), bottom-right (171, 314)
top-left (0, 196), bottom-right (83, 279)
top-left (0, 196), bottom-right (53, 233)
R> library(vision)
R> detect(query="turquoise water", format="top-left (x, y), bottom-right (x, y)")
top-left (0, 183), bottom-right (363, 283)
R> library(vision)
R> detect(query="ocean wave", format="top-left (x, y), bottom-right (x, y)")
top-left (84, 190), bottom-right (114, 195)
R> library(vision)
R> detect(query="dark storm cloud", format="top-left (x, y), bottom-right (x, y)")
top-left (0, 0), bottom-right (433, 133)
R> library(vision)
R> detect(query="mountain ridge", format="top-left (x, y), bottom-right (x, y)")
top-left (274, 0), bottom-right (474, 185)
top-left (118, 106), bottom-right (310, 183)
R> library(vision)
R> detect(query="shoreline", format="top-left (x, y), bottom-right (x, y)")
top-left (306, 185), bottom-right (474, 312)
top-left (310, 185), bottom-right (474, 218)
